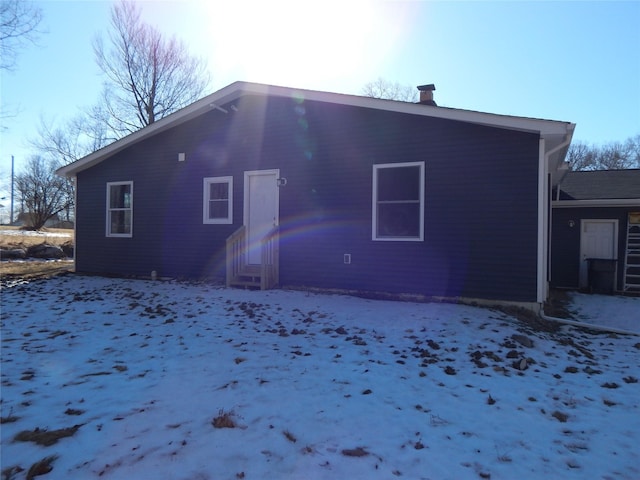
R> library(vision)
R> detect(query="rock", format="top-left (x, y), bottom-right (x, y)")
top-left (27, 244), bottom-right (64, 259)
top-left (0, 248), bottom-right (27, 260)
top-left (512, 358), bottom-right (529, 370)
top-left (512, 334), bottom-right (534, 348)
top-left (61, 243), bottom-right (74, 257)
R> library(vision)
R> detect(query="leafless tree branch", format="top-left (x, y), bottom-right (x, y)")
top-left (362, 77), bottom-right (418, 102)
top-left (15, 156), bottom-right (73, 229)
top-left (566, 134), bottom-right (640, 171)
top-left (92, 0), bottom-right (210, 137)
top-left (0, 0), bottom-right (43, 70)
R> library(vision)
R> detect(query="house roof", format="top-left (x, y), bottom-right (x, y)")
top-left (57, 81), bottom-right (575, 177)
top-left (556, 169), bottom-right (640, 201)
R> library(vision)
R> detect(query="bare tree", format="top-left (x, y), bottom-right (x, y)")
top-left (29, 111), bottom-right (110, 223)
top-left (0, 0), bottom-right (43, 70)
top-left (566, 134), bottom-right (640, 171)
top-left (620, 134), bottom-right (639, 168)
top-left (15, 156), bottom-right (74, 230)
top-left (93, 0), bottom-right (210, 138)
top-left (32, 111), bottom-right (110, 166)
top-left (362, 77), bottom-right (418, 102)
top-left (565, 141), bottom-right (596, 171)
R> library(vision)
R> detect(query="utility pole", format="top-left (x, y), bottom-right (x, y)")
top-left (11, 155), bottom-right (15, 224)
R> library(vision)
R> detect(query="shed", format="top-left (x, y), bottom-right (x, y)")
top-left (551, 169), bottom-right (640, 293)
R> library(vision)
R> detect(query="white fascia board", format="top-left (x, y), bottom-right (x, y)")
top-left (56, 81), bottom-right (247, 177)
top-left (553, 199), bottom-right (640, 208)
top-left (242, 82), bottom-right (575, 137)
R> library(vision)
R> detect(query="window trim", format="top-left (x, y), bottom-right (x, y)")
top-left (203, 176), bottom-right (233, 224)
top-left (106, 181), bottom-right (133, 238)
top-left (372, 161), bottom-right (425, 242)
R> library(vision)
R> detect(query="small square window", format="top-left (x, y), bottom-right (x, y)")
top-left (372, 162), bottom-right (424, 241)
top-left (106, 181), bottom-right (133, 237)
top-left (203, 176), bottom-right (233, 224)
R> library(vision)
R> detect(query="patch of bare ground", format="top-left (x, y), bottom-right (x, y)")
top-left (0, 260), bottom-right (74, 281)
top-left (14, 424), bottom-right (82, 447)
top-left (1, 413), bottom-right (20, 424)
top-left (1, 464), bottom-right (24, 480)
top-left (2, 455), bottom-right (60, 480)
top-left (341, 447), bottom-right (369, 457)
top-left (492, 288), bottom-right (579, 333)
top-left (496, 304), bottom-right (560, 333)
top-left (212, 409), bottom-right (237, 429)
top-left (26, 456), bottom-right (58, 480)
top-left (544, 289), bottom-right (575, 318)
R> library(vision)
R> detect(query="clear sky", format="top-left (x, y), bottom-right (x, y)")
top-left (1, 0), bottom-right (639, 186)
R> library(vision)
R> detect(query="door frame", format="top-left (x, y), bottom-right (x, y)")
top-left (579, 218), bottom-right (618, 288)
top-left (243, 169), bottom-right (280, 264)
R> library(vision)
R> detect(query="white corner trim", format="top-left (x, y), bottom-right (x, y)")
top-left (537, 138), bottom-right (547, 304)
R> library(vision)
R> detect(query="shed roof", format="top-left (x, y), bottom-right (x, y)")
top-left (557, 169), bottom-right (640, 201)
top-left (57, 81), bottom-right (575, 177)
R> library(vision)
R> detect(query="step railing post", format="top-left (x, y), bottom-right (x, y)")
top-left (226, 225), bottom-right (246, 287)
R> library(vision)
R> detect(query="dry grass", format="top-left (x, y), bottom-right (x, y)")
top-left (212, 410), bottom-right (237, 429)
top-left (341, 447), bottom-right (369, 457)
top-left (0, 260), bottom-right (74, 280)
top-left (0, 227), bottom-right (75, 280)
top-left (26, 456), bottom-right (58, 480)
top-left (14, 425), bottom-right (82, 447)
top-left (0, 414), bottom-right (20, 424)
top-left (0, 226), bottom-right (74, 248)
top-left (551, 411), bottom-right (569, 423)
top-left (283, 430), bottom-right (297, 443)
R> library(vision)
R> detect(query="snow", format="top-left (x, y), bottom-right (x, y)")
top-left (563, 292), bottom-right (640, 335)
top-left (1, 275), bottom-right (638, 480)
top-left (0, 229), bottom-right (72, 239)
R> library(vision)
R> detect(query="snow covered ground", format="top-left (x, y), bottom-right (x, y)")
top-left (1, 274), bottom-right (638, 480)
top-left (0, 230), bottom-right (72, 239)
top-left (562, 292), bottom-right (640, 335)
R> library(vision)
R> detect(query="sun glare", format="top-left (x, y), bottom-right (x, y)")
top-left (200, 0), bottom-right (399, 89)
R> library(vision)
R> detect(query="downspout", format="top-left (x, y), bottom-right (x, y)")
top-left (536, 137), bottom-right (547, 306)
top-left (72, 176), bottom-right (77, 267)
top-left (537, 131), bottom-right (574, 307)
top-left (554, 161), bottom-right (571, 201)
top-left (539, 310), bottom-right (639, 336)
top-left (534, 127), bottom-right (637, 335)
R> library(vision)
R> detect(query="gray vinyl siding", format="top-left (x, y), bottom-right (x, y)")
top-left (75, 94), bottom-right (541, 302)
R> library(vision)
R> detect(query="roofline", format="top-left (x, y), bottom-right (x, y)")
top-left (560, 168), bottom-right (640, 175)
top-left (57, 81), bottom-right (576, 177)
top-left (553, 199), bottom-right (640, 208)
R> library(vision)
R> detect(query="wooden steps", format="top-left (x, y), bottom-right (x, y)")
top-left (225, 226), bottom-right (279, 290)
top-left (228, 265), bottom-right (262, 289)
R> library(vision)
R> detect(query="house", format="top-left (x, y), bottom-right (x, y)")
top-left (551, 169), bottom-right (640, 293)
top-left (57, 81), bottom-right (575, 310)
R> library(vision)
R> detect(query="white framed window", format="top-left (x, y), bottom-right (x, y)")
top-left (372, 162), bottom-right (424, 241)
top-left (203, 176), bottom-right (233, 224)
top-left (106, 181), bottom-right (133, 237)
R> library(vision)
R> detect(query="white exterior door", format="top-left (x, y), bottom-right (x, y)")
top-left (579, 219), bottom-right (617, 288)
top-left (244, 170), bottom-right (279, 265)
